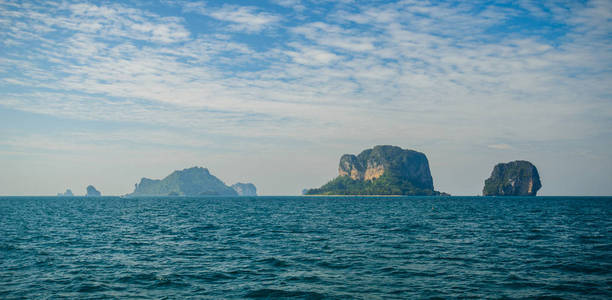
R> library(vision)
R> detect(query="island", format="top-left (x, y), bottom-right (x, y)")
top-left (86, 185), bottom-right (101, 197)
top-left (128, 166), bottom-right (256, 197)
top-left (231, 183), bottom-right (257, 196)
top-left (57, 189), bottom-right (74, 196)
top-left (305, 145), bottom-right (447, 196)
top-left (483, 160), bottom-right (542, 196)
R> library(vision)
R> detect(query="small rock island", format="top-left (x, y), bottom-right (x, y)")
top-left (231, 183), bottom-right (257, 196)
top-left (129, 166), bottom-right (256, 197)
top-left (86, 185), bottom-right (101, 197)
top-left (483, 160), bottom-right (542, 196)
top-left (57, 189), bottom-right (74, 196)
top-left (306, 145), bottom-right (447, 196)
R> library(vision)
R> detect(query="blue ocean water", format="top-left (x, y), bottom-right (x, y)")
top-left (0, 196), bottom-right (610, 299)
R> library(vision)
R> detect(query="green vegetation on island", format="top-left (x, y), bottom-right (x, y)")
top-left (306, 170), bottom-right (442, 196)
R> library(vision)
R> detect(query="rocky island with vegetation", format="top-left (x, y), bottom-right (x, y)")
top-left (129, 166), bottom-right (255, 197)
top-left (483, 160), bottom-right (542, 196)
top-left (306, 145), bottom-right (447, 196)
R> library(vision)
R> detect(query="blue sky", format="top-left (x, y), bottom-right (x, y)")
top-left (0, 0), bottom-right (611, 195)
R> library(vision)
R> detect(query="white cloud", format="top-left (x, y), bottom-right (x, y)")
top-left (185, 4), bottom-right (281, 33)
top-left (292, 22), bottom-right (376, 52)
top-left (1, 2), bottom-right (190, 44)
top-left (272, 0), bottom-right (305, 12)
top-left (285, 45), bottom-right (341, 66)
top-left (488, 144), bottom-right (513, 150)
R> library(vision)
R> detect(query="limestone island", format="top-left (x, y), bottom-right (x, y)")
top-left (86, 185), bottom-right (101, 197)
top-left (483, 160), bottom-right (541, 196)
top-left (305, 145), bottom-right (448, 196)
top-left (128, 166), bottom-right (256, 197)
top-left (57, 189), bottom-right (74, 196)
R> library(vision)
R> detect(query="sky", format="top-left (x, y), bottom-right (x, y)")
top-left (0, 0), bottom-right (611, 196)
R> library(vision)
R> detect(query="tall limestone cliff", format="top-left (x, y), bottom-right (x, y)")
top-left (306, 145), bottom-right (445, 195)
top-left (483, 160), bottom-right (542, 196)
top-left (338, 146), bottom-right (434, 190)
top-left (130, 166), bottom-right (239, 196)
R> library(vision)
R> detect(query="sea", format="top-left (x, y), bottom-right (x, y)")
top-left (0, 196), bottom-right (610, 299)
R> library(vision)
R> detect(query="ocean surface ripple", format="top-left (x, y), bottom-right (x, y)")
top-left (1, 196), bottom-right (610, 299)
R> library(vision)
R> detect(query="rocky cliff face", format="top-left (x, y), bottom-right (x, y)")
top-left (338, 154), bottom-right (365, 180)
top-left (338, 145), bottom-right (434, 190)
top-left (307, 145), bottom-right (443, 195)
top-left (231, 183), bottom-right (257, 196)
top-left (86, 185), bottom-right (101, 197)
top-left (483, 160), bottom-right (541, 196)
top-left (130, 166), bottom-right (238, 196)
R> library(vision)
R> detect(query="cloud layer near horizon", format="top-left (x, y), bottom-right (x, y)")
top-left (1, 0), bottom-right (611, 195)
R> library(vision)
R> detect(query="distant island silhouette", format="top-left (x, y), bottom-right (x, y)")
top-left (127, 166), bottom-right (257, 197)
top-left (56, 146), bottom-right (541, 197)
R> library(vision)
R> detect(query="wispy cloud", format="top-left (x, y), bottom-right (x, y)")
top-left (488, 144), bottom-right (513, 150)
top-left (272, 0), bottom-right (305, 12)
top-left (183, 3), bottom-right (281, 33)
top-left (1, 0), bottom-right (609, 139)
top-left (29, 2), bottom-right (190, 43)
